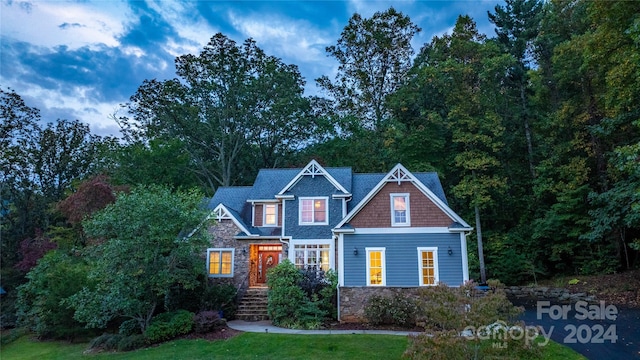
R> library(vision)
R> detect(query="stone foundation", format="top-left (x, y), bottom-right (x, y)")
top-left (338, 287), bottom-right (422, 322)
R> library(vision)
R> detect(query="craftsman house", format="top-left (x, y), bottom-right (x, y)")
top-left (206, 160), bottom-right (472, 321)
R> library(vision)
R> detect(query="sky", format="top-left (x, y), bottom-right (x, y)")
top-left (1, 0), bottom-right (504, 137)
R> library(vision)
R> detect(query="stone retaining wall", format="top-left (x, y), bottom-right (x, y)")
top-left (504, 286), bottom-right (597, 303)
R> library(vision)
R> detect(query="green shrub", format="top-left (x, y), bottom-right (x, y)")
top-left (118, 318), bottom-right (140, 336)
top-left (200, 283), bottom-right (238, 318)
top-left (405, 330), bottom-right (473, 360)
top-left (318, 269), bottom-right (338, 319)
top-left (266, 260), bottom-right (334, 329)
top-left (117, 334), bottom-right (146, 352)
top-left (364, 293), bottom-right (416, 327)
top-left (144, 310), bottom-right (194, 344)
top-left (89, 333), bottom-right (125, 351)
top-left (405, 280), bottom-right (540, 359)
top-left (267, 260), bottom-right (306, 326)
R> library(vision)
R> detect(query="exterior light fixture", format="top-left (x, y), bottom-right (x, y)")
top-left (448, 246), bottom-right (453, 256)
top-left (353, 247), bottom-right (358, 256)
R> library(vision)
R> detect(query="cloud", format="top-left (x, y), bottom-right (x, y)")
top-left (59, 22), bottom-right (85, 30)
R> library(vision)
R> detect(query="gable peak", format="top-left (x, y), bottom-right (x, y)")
top-left (212, 204), bottom-right (232, 220)
top-left (277, 159), bottom-right (349, 195)
top-left (302, 160), bottom-right (324, 178)
top-left (386, 164), bottom-right (413, 185)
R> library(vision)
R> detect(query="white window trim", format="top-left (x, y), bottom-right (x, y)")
top-left (366, 247), bottom-right (386, 286)
top-left (417, 247), bottom-right (439, 286)
top-left (298, 196), bottom-right (329, 225)
top-left (263, 203), bottom-right (278, 227)
top-left (290, 239), bottom-right (333, 271)
top-left (390, 193), bottom-right (411, 227)
top-left (207, 248), bottom-right (235, 278)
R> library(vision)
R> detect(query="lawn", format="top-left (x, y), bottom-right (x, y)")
top-left (1, 333), bottom-right (585, 360)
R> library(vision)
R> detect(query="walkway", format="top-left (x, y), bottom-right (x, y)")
top-left (227, 320), bottom-right (420, 336)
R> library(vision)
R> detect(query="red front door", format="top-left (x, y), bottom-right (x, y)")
top-left (257, 248), bottom-right (281, 284)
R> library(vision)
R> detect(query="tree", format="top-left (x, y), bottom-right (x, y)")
top-left (317, 7), bottom-right (420, 131)
top-left (16, 250), bottom-right (92, 339)
top-left (489, 0), bottom-right (544, 178)
top-left (67, 186), bottom-right (209, 333)
top-left (1, 88), bottom-right (42, 267)
top-left (121, 33), bottom-right (319, 189)
top-left (530, 0), bottom-right (640, 274)
top-left (32, 119), bottom-right (105, 203)
top-left (109, 139), bottom-right (199, 190)
top-left (401, 16), bottom-right (510, 283)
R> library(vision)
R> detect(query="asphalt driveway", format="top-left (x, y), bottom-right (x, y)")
top-left (517, 300), bottom-right (640, 359)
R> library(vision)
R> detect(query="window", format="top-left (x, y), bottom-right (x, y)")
top-left (263, 204), bottom-right (277, 226)
top-left (299, 197), bottom-right (328, 225)
top-left (207, 248), bottom-right (234, 277)
top-left (366, 247), bottom-right (386, 286)
top-left (294, 244), bottom-right (330, 271)
top-left (418, 247), bottom-right (439, 286)
top-left (390, 193), bottom-right (410, 226)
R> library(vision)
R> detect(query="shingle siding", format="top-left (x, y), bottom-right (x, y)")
top-left (350, 181), bottom-right (452, 228)
top-left (283, 175), bottom-right (343, 239)
top-left (343, 233), bottom-right (464, 286)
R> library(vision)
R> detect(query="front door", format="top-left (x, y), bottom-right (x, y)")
top-left (256, 245), bottom-right (281, 284)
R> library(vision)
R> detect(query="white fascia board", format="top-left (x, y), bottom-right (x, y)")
top-left (275, 194), bottom-right (295, 200)
top-left (234, 235), bottom-right (278, 239)
top-left (448, 226), bottom-right (474, 233)
top-left (335, 163), bottom-right (472, 229)
top-left (247, 199), bottom-right (280, 203)
top-left (332, 227), bottom-right (356, 234)
top-left (277, 159), bottom-right (349, 195)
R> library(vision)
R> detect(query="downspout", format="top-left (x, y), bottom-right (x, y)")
top-left (279, 199), bottom-right (289, 260)
top-left (333, 234), bottom-right (341, 322)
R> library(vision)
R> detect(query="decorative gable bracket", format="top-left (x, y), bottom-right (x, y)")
top-left (388, 166), bottom-right (412, 185)
top-left (302, 162), bottom-right (324, 178)
top-left (212, 205), bottom-right (232, 221)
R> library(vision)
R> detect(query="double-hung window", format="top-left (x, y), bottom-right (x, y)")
top-left (299, 197), bottom-right (328, 225)
top-left (263, 204), bottom-right (277, 226)
top-left (417, 247), bottom-right (439, 286)
top-left (390, 193), bottom-right (410, 226)
top-left (366, 247), bottom-right (386, 286)
top-left (207, 248), bottom-right (234, 277)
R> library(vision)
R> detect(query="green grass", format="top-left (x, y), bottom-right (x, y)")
top-left (1, 333), bottom-right (585, 360)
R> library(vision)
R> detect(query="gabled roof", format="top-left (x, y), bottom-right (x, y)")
top-left (277, 160), bottom-right (350, 195)
top-left (247, 169), bottom-right (300, 201)
top-left (336, 164), bottom-right (471, 229)
top-left (207, 187), bottom-right (256, 236)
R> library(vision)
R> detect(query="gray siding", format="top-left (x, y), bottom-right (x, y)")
top-left (343, 233), bottom-right (464, 286)
top-left (283, 175), bottom-right (343, 239)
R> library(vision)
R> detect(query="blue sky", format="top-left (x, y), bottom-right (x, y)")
top-left (1, 0), bottom-right (503, 137)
